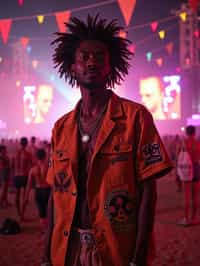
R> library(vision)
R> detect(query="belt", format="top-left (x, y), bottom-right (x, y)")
top-left (73, 227), bottom-right (95, 245)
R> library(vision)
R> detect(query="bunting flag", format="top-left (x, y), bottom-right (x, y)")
top-left (16, 80), bottom-right (21, 87)
top-left (32, 60), bottom-right (39, 69)
top-left (146, 52), bottom-right (152, 62)
top-left (20, 37), bottom-right (30, 48)
top-left (150, 21), bottom-right (158, 32)
top-left (26, 45), bottom-right (32, 53)
top-left (156, 58), bottom-right (163, 67)
top-left (165, 42), bottom-right (174, 55)
top-left (189, 0), bottom-right (200, 12)
top-left (128, 44), bottom-right (136, 53)
top-left (118, 30), bottom-right (127, 38)
top-left (37, 15), bottom-right (45, 24)
top-left (194, 30), bottom-right (199, 38)
top-left (179, 12), bottom-right (187, 22)
top-left (55, 11), bottom-right (71, 32)
top-left (0, 19), bottom-right (12, 44)
top-left (117, 0), bottom-right (136, 26)
top-left (158, 30), bottom-right (165, 40)
top-left (18, 0), bottom-right (24, 6)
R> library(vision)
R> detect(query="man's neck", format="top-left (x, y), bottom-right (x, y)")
top-left (80, 87), bottom-right (110, 118)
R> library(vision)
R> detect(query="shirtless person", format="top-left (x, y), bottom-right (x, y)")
top-left (13, 137), bottom-right (32, 218)
top-left (22, 148), bottom-right (51, 230)
top-left (0, 145), bottom-right (11, 207)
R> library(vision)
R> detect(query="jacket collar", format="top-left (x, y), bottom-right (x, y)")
top-left (62, 90), bottom-right (124, 162)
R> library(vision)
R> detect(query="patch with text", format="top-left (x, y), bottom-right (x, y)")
top-left (142, 143), bottom-right (162, 166)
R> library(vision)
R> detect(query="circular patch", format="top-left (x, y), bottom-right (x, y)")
top-left (104, 190), bottom-right (134, 224)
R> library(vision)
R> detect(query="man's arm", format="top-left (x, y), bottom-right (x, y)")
top-left (42, 188), bottom-right (54, 265)
top-left (132, 178), bottom-right (157, 266)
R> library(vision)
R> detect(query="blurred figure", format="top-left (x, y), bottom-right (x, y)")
top-left (0, 145), bottom-right (11, 207)
top-left (177, 125), bottom-right (200, 226)
top-left (34, 85), bottom-right (53, 124)
top-left (140, 77), bottom-right (166, 120)
top-left (13, 137), bottom-right (32, 218)
top-left (22, 148), bottom-right (50, 231)
top-left (169, 134), bottom-right (182, 192)
top-left (28, 136), bottom-right (38, 164)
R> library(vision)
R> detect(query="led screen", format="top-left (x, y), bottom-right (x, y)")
top-left (23, 84), bottom-right (54, 124)
top-left (139, 75), bottom-right (181, 120)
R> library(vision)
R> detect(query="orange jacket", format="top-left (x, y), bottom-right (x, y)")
top-left (47, 91), bottom-right (172, 266)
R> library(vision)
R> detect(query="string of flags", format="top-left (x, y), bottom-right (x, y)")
top-left (0, 0), bottom-right (198, 70)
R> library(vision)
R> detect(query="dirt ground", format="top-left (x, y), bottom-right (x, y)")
top-left (0, 172), bottom-right (199, 266)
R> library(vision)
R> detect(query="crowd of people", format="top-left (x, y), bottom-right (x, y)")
top-left (0, 136), bottom-right (51, 233)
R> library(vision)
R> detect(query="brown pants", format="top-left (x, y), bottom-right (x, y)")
top-left (65, 228), bottom-right (102, 266)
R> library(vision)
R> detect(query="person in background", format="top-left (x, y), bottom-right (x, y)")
top-left (0, 145), bottom-right (11, 207)
top-left (42, 15), bottom-right (173, 266)
top-left (28, 136), bottom-right (38, 165)
top-left (177, 125), bottom-right (200, 226)
top-left (22, 148), bottom-right (50, 231)
top-left (13, 137), bottom-right (32, 218)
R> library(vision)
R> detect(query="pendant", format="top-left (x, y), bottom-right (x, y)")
top-left (81, 134), bottom-right (90, 143)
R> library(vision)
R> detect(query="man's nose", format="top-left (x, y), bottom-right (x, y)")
top-left (87, 54), bottom-right (97, 66)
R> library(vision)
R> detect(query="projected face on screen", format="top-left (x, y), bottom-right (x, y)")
top-left (23, 85), bottom-right (53, 124)
top-left (139, 75), bottom-right (181, 120)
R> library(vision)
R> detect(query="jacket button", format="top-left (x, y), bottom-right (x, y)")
top-left (72, 191), bottom-right (77, 196)
top-left (63, 230), bottom-right (68, 237)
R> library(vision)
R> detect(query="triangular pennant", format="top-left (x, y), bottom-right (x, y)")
top-left (146, 52), bottom-right (152, 62)
top-left (165, 42), bottom-right (174, 55)
top-left (55, 11), bottom-right (71, 32)
top-left (179, 12), bottom-right (187, 22)
top-left (194, 30), bottom-right (199, 38)
top-left (32, 60), bottom-right (39, 69)
top-left (18, 0), bottom-right (23, 6)
top-left (158, 30), bottom-right (165, 40)
top-left (128, 44), bottom-right (136, 53)
top-left (37, 15), bottom-right (45, 24)
top-left (150, 21), bottom-right (158, 32)
top-left (20, 37), bottom-right (30, 48)
top-left (118, 30), bottom-right (127, 39)
top-left (0, 19), bottom-right (12, 44)
top-left (117, 0), bottom-right (136, 26)
top-left (189, 0), bottom-right (199, 12)
top-left (156, 58), bottom-right (163, 67)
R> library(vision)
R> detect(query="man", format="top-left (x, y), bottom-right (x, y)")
top-left (177, 125), bottom-right (200, 226)
top-left (13, 137), bottom-right (32, 218)
top-left (22, 148), bottom-right (50, 232)
top-left (139, 77), bottom-right (166, 120)
top-left (43, 15), bottom-right (173, 266)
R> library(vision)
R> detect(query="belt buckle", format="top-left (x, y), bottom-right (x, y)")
top-left (80, 232), bottom-right (94, 244)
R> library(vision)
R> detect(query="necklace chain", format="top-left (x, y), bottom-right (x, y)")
top-left (78, 102), bottom-right (108, 143)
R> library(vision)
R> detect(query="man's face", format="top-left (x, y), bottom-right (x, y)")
top-left (37, 85), bottom-right (53, 114)
top-left (71, 40), bottom-right (111, 89)
top-left (140, 78), bottom-right (163, 113)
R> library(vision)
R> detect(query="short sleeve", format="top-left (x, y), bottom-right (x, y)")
top-left (135, 107), bottom-right (173, 181)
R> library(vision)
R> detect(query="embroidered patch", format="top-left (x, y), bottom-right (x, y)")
top-left (54, 171), bottom-right (71, 193)
top-left (104, 190), bottom-right (135, 231)
top-left (142, 143), bottom-right (162, 166)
